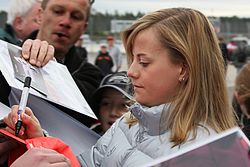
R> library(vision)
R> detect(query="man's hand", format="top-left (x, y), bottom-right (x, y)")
top-left (11, 148), bottom-right (71, 167)
top-left (22, 39), bottom-right (55, 67)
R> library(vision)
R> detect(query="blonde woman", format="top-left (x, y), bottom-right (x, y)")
top-left (3, 8), bottom-right (236, 166)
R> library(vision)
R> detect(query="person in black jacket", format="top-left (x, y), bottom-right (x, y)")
top-left (218, 36), bottom-right (230, 69)
top-left (95, 44), bottom-right (114, 76)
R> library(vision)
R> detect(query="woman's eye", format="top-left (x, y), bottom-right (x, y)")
top-left (139, 62), bottom-right (149, 67)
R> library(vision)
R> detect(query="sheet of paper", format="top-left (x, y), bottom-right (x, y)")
top-left (9, 90), bottom-right (100, 155)
top-left (0, 40), bottom-right (96, 119)
top-left (8, 43), bottom-right (48, 96)
top-left (0, 102), bottom-right (11, 119)
top-left (0, 100), bottom-right (99, 155)
top-left (145, 127), bottom-right (250, 167)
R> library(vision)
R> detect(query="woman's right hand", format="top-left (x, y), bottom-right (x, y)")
top-left (3, 105), bottom-right (44, 139)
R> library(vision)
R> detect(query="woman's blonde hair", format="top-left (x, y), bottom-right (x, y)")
top-left (122, 8), bottom-right (236, 146)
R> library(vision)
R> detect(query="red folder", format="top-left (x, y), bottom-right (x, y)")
top-left (0, 129), bottom-right (80, 167)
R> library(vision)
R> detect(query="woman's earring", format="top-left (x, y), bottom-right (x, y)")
top-left (179, 77), bottom-right (185, 83)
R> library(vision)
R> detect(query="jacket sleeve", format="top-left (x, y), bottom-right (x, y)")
top-left (71, 61), bottom-right (103, 105)
top-left (77, 119), bottom-right (120, 166)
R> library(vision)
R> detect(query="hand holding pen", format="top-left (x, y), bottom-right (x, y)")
top-left (15, 76), bottom-right (31, 136)
top-left (2, 77), bottom-right (44, 139)
top-left (3, 105), bottom-right (44, 139)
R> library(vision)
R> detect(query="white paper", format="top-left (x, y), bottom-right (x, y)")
top-left (0, 40), bottom-right (96, 119)
top-left (144, 127), bottom-right (250, 167)
top-left (0, 96), bottom-right (99, 155)
top-left (0, 102), bottom-right (11, 119)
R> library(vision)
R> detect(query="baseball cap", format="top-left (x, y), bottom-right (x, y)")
top-left (91, 71), bottom-right (134, 116)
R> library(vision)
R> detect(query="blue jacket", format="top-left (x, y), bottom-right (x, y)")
top-left (0, 24), bottom-right (21, 45)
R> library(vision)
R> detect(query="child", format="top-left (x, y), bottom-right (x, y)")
top-left (90, 71), bottom-right (133, 135)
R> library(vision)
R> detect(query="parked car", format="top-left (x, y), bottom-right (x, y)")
top-left (227, 36), bottom-right (249, 56)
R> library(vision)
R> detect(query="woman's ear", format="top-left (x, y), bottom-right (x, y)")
top-left (178, 63), bottom-right (189, 82)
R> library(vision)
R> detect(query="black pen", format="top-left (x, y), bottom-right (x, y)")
top-left (15, 76), bottom-right (31, 136)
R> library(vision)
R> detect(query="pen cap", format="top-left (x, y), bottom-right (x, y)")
top-left (24, 77), bottom-right (31, 88)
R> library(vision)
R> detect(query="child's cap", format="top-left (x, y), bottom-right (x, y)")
top-left (91, 71), bottom-right (134, 116)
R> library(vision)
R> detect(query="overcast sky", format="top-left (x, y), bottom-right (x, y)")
top-left (1, 0), bottom-right (250, 17)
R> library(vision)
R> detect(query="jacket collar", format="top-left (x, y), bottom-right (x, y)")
top-left (4, 24), bottom-right (22, 45)
top-left (130, 102), bottom-right (169, 136)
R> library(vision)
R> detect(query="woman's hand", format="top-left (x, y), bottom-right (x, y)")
top-left (3, 105), bottom-right (44, 139)
top-left (22, 39), bottom-right (55, 67)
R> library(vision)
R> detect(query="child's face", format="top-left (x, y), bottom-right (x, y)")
top-left (101, 47), bottom-right (107, 53)
top-left (99, 88), bottom-right (129, 132)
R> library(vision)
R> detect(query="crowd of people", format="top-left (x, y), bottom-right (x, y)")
top-left (0, 0), bottom-right (249, 166)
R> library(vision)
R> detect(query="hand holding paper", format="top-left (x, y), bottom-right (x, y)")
top-left (21, 39), bottom-right (55, 67)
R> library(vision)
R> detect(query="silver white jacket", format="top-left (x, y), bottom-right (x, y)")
top-left (78, 103), bottom-right (215, 167)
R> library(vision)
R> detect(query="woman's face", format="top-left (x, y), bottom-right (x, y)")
top-left (127, 28), bottom-right (183, 107)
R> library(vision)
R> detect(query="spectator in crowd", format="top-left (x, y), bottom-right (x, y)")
top-left (232, 40), bottom-right (250, 72)
top-left (0, 0), bottom-right (103, 127)
top-left (1, 8), bottom-right (236, 166)
top-left (90, 71), bottom-right (133, 135)
top-left (232, 62), bottom-right (250, 139)
top-left (107, 35), bottom-right (122, 72)
top-left (0, 0), bottom-right (42, 45)
top-left (218, 36), bottom-right (230, 69)
top-left (94, 44), bottom-right (114, 76)
top-left (0, 0), bottom-right (42, 107)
